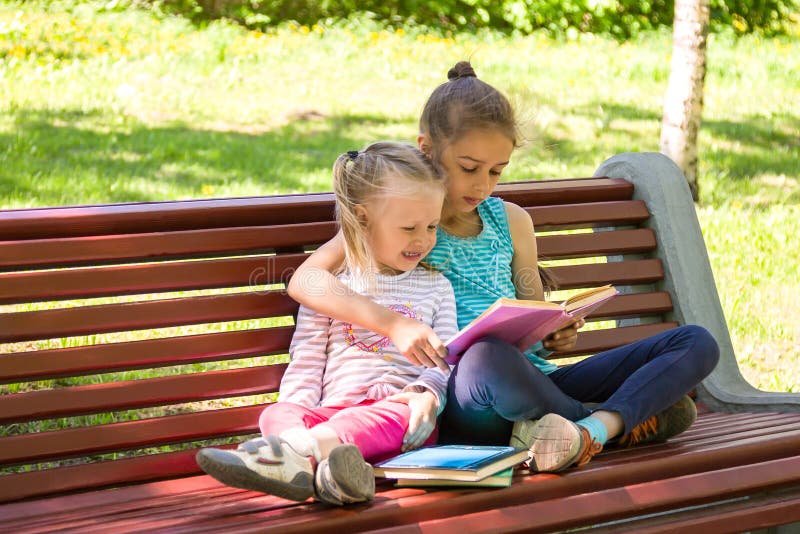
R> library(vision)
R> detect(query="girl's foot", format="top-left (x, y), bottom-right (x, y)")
top-left (314, 444), bottom-right (375, 506)
top-left (509, 417), bottom-right (539, 449)
top-left (196, 435), bottom-right (315, 501)
top-left (617, 395), bottom-right (697, 447)
top-left (528, 413), bottom-right (603, 472)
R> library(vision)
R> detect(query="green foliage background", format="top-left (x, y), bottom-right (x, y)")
top-left (1, 1), bottom-right (797, 395)
top-left (143, 0), bottom-right (800, 37)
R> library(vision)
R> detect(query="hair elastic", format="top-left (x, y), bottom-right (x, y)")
top-left (346, 150), bottom-right (359, 160)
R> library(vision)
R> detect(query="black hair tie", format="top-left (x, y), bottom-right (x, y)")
top-left (346, 150), bottom-right (359, 160)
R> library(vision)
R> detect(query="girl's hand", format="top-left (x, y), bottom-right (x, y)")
top-left (387, 315), bottom-right (450, 372)
top-left (543, 318), bottom-right (585, 352)
top-left (386, 389), bottom-right (438, 451)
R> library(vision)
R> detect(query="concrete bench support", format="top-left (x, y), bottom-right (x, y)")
top-left (595, 152), bottom-right (800, 413)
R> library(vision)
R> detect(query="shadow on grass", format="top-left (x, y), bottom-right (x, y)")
top-left (3, 104), bottom-right (798, 208)
top-left (566, 103), bottom-right (800, 202)
top-left (0, 108), bottom-right (412, 208)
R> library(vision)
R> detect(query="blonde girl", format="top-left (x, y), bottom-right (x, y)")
top-left (197, 142), bottom-right (457, 504)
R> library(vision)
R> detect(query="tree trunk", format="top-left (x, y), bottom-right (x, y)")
top-left (201, 0), bottom-right (228, 17)
top-left (659, 0), bottom-right (710, 201)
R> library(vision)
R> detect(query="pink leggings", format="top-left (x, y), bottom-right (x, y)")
top-left (259, 400), bottom-right (437, 463)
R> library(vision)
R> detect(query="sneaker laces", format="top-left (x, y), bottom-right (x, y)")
top-left (619, 416), bottom-right (658, 447)
top-left (237, 436), bottom-right (317, 470)
top-left (574, 427), bottom-right (603, 467)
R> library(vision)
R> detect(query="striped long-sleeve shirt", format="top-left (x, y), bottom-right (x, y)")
top-left (279, 267), bottom-right (458, 413)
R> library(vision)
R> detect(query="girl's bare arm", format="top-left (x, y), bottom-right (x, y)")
top-left (286, 233), bottom-right (449, 370)
top-left (507, 202), bottom-right (546, 301)
top-left (505, 202), bottom-right (582, 351)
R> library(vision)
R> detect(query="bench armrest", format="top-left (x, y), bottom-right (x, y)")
top-left (595, 152), bottom-right (800, 413)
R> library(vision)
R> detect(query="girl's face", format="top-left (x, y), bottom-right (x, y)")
top-left (424, 129), bottom-right (514, 214)
top-left (362, 179), bottom-right (444, 275)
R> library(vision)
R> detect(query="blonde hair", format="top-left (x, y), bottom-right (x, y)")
top-left (332, 141), bottom-right (443, 278)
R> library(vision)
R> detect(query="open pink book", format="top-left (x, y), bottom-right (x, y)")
top-left (444, 285), bottom-right (618, 364)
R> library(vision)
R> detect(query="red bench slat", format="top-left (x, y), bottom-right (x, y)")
top-left (0, 254), bottom-right (305, 304)
top-left (635, 413), bottom-right (797, 442)
top-left (0, 448), bottom-right (206, 504)
top-left (597, 420), bottom-right (800, 474)
top-left (0, 291), bottom-right (296, 343)
top-left (587, 487), bottom-right (800, 533)
top-left (0, 365), bottom-right (286, 424)
top-left (580, 291), bottom-right (673, 320)
top-left (0, 194), bottom-right (337, 240)
top-left (0, 474), bottom-right (228, 524)
top-left (3, 476), bottom-right (241, 528)
top-left (494, 178), bottom-right (634, 206)
top-left (0, 222), bottom-right (337, 271)
top-left (548, 258), bottom-right (664, 289)
top-left (0, 327), bottom-right (293, 383)
top-left (0, 405), bottom-right (264, 465)
top-left (527, 200), bottom-right (650, 231)
top-left (537, 229), bottom-right (656, 259)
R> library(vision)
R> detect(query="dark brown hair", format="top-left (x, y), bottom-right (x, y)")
top-left (420, 61), bottom-right (556, 293)
top-left (419, 61), bottom-right (520, 161)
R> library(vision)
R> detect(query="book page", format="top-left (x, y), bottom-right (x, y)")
top-left (563, 285), bottom-right (617, 314)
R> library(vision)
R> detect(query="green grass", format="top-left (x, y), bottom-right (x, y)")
top-left (1, 1), bottom-right (798, 393)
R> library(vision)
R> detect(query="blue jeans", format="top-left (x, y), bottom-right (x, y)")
top-left (438, 325), bottom-right (720, 445)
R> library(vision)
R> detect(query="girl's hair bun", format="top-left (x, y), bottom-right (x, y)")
top-left (447, 61), bottom-right (476, 80)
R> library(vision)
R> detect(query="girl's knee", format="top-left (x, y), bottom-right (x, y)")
top-left (258, 402), bottom-right (308, 433)
top-left (260, 401), bottom-right (304, 418)
top-left (458, 337), bottom-right (533, 378)
top-left (679, 325), bottom-right (720, 375)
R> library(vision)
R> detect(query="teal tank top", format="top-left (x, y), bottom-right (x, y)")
top-left (425, 197), bottom-right (557, 374)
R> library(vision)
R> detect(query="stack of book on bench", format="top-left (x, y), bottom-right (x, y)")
top-left (373, 445), bottom-right (529, 488)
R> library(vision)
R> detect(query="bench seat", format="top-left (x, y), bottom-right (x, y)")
top-left (2, 409), bottom-right (800, 533)
top-left (1, 152), bottom-right (798, 532)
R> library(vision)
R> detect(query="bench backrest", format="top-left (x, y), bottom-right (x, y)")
top-left (0, 177), bottom-right (679, 503)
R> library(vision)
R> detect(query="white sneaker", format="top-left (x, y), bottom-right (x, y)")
top-left (528, 413), bottom-right (603, 472)
top-left (510, 418), bottom-right (539, 449)
top-left (196, 435), bottom-right (315, 501)
top-left (314, 444), bottom-right (375, 506)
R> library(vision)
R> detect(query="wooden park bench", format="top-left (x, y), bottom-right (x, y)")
top-left (1, 152), bottom-right (799, 533)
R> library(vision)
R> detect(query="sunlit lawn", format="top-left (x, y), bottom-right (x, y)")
top-left (1, 1), bottom-right (798, 392)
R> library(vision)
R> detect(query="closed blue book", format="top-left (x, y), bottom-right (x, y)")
top-left (395, 468), bottom-right (515, 488)
top-left (373, 445), bottom-right (528, 482)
